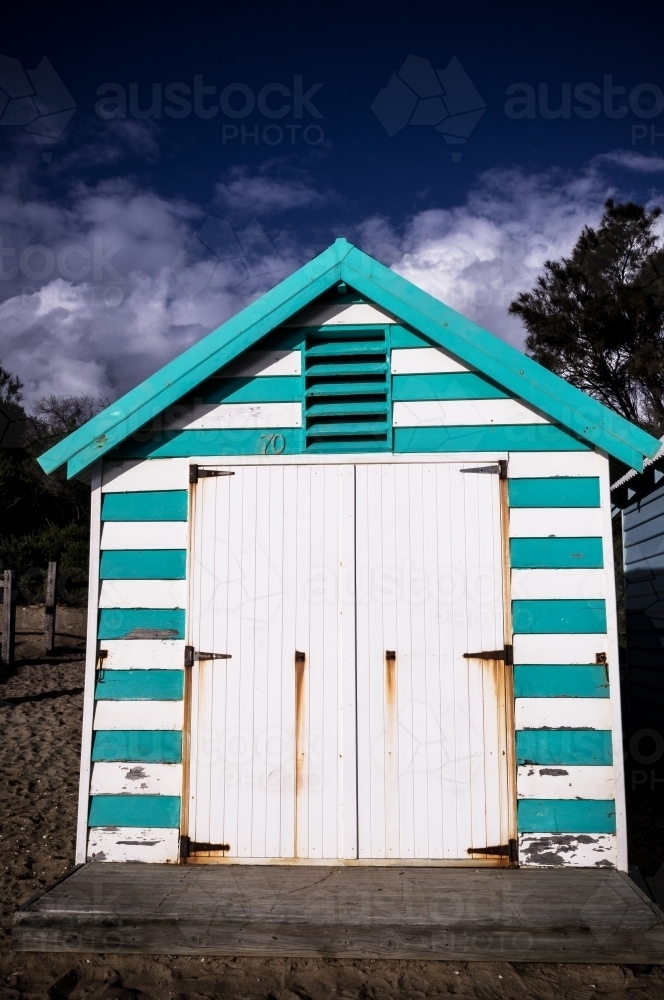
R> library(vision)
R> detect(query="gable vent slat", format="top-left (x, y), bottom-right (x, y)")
top-left (304, 327), bottom-right (391, 451)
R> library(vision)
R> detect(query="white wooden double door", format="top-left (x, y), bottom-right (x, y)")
top-left (188, 462), bottom-right (510, 862)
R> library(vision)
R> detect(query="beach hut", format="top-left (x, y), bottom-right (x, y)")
top-left (38, 239), bottom-right (660, 872)
top-left (612, 438), bottom-right (664, 733)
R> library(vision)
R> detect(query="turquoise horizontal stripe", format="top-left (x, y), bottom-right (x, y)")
top-left (89, 794), bottom-right (181, 828)
top-left (203, 375), bottom-right (301, 403)
top-left (100, 550), bottom-right (187, 580)
top-left (514, 665), bottom-right (610, 698)
top-left (390, 327), bottom-right (431, 348)
top-left (394, 425), bottom-right (589, 453)
top-left (516, 729), bottom-right (613, 765)
top-left (305, 439), bottom-right (391, 453)
top-left (517, 799), bottom-right (616, 834)
top-left (95, 670), bottom-right (184, 701)
top-left (91, 730), bottom-right (182, 762)
top-left (392, 373), bottom-right (508, 401)
top-left (510, 537), bottom-right (604, 569)
top-left (513, 599), bottom-right (607, 634)
top-left (101, 491), bottom-right (188, 521)
top-left (98, 609), bottom-right (186, 640)
top-left (508, 477), bottom-right (600, 508)
top-left (118, 428), bottom-right (303, 459)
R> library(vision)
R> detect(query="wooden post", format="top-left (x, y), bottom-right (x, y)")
top-left (44, 561), bottom-right (58, 654)
top-left (1, 569), bottom-right (15, 667)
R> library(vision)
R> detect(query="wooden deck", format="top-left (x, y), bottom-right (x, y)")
top-left (13, 863), bottom-right (664, 963)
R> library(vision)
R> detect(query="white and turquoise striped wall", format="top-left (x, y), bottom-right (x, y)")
top-left (76, 301), bottom-right (626, 868)
top-left (508, 451), bottom-right (623, 868)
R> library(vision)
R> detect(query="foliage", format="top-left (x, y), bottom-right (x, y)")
top-left (0, 366), bottom-right (107, 603)
top-left (509, 199), bottom-right (664, 435)
top-left (0, 361), bottom-right (24, 404)
top-left (0, 523), bottom-right (90, 605)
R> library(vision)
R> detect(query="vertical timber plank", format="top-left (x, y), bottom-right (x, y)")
top-left (44, 561), bottom-right (57, 654)
top-left (599, 450), bottom-right (628, 871)
top-left (76, 463), bottom-right (102, 864)
top-left (1, 570), bottom-right (15, 668)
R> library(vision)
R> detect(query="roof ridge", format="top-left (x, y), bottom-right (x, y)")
top-left (37, 239), bottom-right (662, 478)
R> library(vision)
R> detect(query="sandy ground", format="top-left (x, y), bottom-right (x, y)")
top-left (2, 610), bottom-right (664, 998)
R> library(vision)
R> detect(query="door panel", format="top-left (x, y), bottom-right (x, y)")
top-left (188, 460), bottom-right (509, 863)
top-left (188, 465), bottom-right (356, 859)
top-left (355, 463), bottom-right (508, 859)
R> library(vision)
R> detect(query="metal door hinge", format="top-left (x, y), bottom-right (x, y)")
top-left (184, 645), bottom-right (232, 667)
top-left (467, 843), bottom-right (510, 857)
top-left (463, 644), bottom-right (513, 665)
top-left (180, 836), bottom-right (230, 857)
top-left (189, 464), bottom-right (235, 484)
top-left (460, 460), bottom-right (507, 479)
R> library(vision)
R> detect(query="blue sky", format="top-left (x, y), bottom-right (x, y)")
top-left (1, 0), bottom-right (664, 401)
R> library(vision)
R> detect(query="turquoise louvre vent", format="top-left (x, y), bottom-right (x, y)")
top-left (303, 326), bottom-right (391, 452)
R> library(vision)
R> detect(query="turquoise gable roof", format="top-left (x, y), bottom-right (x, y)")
top-left (38, 239), bottom-right (660, 476)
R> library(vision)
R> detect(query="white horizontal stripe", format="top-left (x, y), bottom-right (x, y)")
top-left (87, 827), bottom-right (179, 863)
top-left (218, 350), bottom-right (301, 377)
top-left (391, 347), bottom-right (472, 374)
top-left (93, 700), bottom-right (183, 730)
top-left (100, 521), bottom-right (188, 550)
top-left (507, 451), bottom-right (601, 478)
top-left (509, 508), bottom-right (603, 538)
top-left (100, 640), bottom-right (185, 669)
top-left (181, 452), bottom-right (508, 466)
top-left (511, 569), bottom-right (605, 600)
top-left (102, 458), bottom-right (189, 492)
top-left (285, 301), bottom-right (397, 326)
top-left (513, 633), bottom-right (607, 665)
top-left (90, 762), bottom-right (182, 796)
top-left (519, 833), bottom-right (616, 867)
top-left (517, 765), bottom-right (614, 800)
top-left (393, 398), bottom-right (548, 427)
top-left (99, 579), bottom-right (187, 609)
top-left (515, 697), bottom-right (612, 730)
top-left (163, 401), bottom-right (301, 430)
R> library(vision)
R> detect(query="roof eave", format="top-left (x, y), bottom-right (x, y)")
top-left (340, 248), bottom-right (659, 471)
top-left (37, 241), bottom-right (351, 476)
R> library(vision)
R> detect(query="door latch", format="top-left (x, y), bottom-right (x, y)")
top-left (189, 465), bottom-right (235, 484)
top-left (184, 646), bottom-right (232, 667)
top-left (463, 644), bottom-right (513, 665)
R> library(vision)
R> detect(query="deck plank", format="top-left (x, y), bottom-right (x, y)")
top-left (13, 864), bottom-right (664, 962)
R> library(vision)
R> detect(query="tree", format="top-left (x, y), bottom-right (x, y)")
top-left (28, 393), bottom-right (108, 452)
top-left (0, 360), bottom-right (24, 404)
top-left (509, 199), bottom-right (664, 435)
top-left (0, 371), bottom-right (107, 601)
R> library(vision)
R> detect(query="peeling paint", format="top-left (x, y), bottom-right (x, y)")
top-left (123, 628), bottom-right (180, 639)
top-left (520, 833), bottom-right (617, 868)
top-left (116, 839), bottom-right (161, 846)
top-left (539, 768), bottom-right (569, 776)
top-left (123, 766), bottom-right (148, 781)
